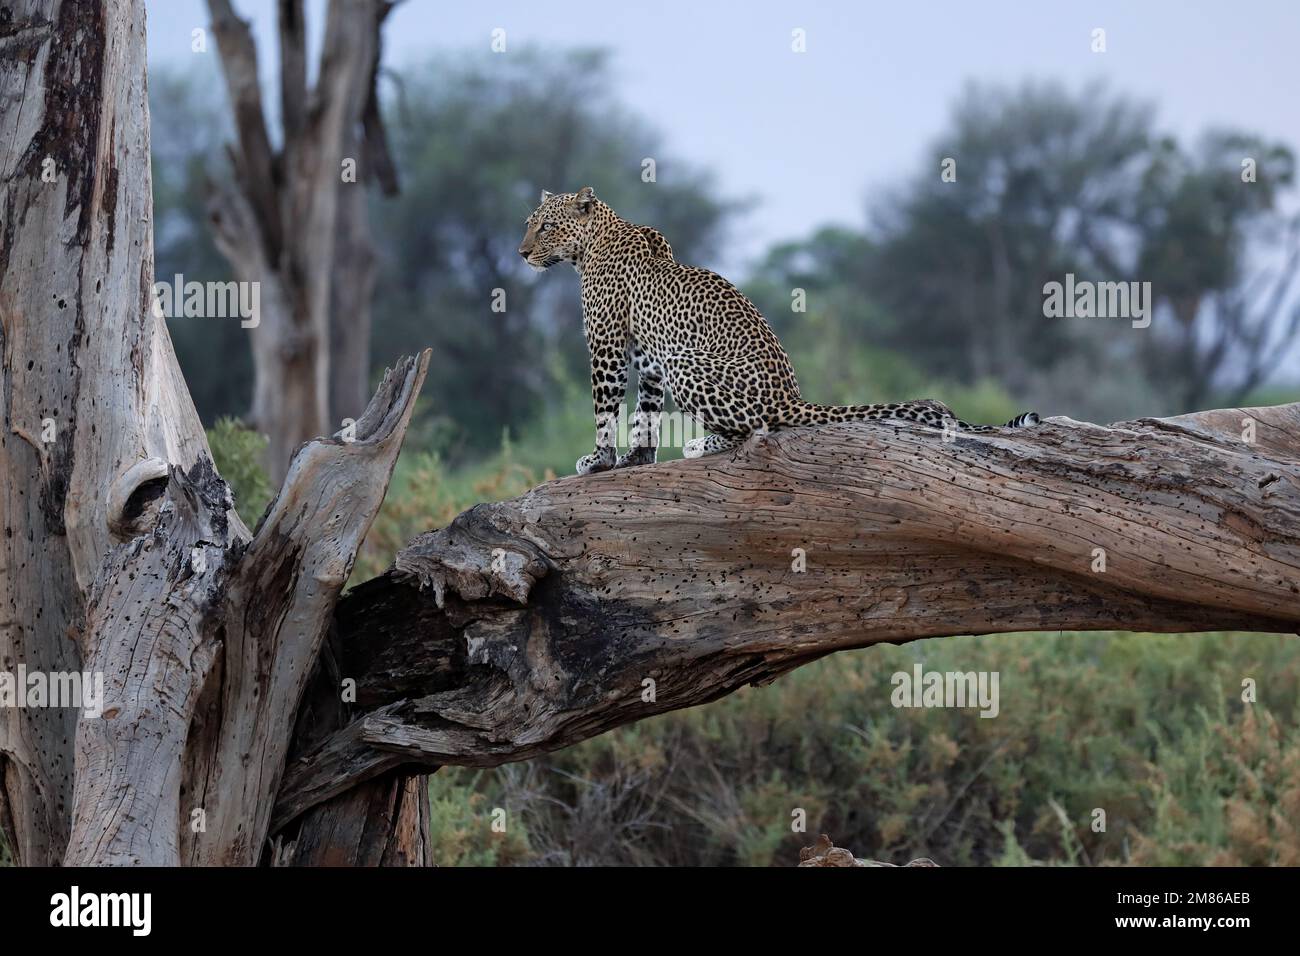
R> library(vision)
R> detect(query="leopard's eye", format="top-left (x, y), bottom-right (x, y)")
top-left (540, 221), bottom-right (553, 232)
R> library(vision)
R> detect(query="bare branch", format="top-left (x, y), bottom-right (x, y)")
top-left (277, 0), bottom-right (307, 148)
top-left (185, 351), bottom-right (429, 865)
top-left (362, 2), bottom-right (400, 196)
top-left (206, 0), bottom-right (284, 260)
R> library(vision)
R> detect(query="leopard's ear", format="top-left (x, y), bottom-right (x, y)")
top-left (539, 189), bottom-right (553, 203)
top-left (574, 185), bottom-right (597, 213)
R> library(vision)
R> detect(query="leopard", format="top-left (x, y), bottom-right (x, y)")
top-left (517, 186), bottom-right (1039, 475)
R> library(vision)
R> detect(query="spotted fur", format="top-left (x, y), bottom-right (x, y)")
top-left (518, 187), bottom-right (1039, 474)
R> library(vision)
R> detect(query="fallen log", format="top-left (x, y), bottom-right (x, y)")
top-left (272, 402), bottom-right (1300, 828)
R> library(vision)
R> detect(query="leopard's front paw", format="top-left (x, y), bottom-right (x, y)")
top-left (576, 446), bottom-right (616, 475)
top-left (614, 445), bottom-right (657, 469)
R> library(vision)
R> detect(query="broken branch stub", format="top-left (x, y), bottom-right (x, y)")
top-left (185, 350), bottom-right (428, 866)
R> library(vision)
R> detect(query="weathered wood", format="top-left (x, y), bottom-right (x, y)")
top-left (272, 404), bottom-right (1300, 826)
top-left (270, 627), bottom-right (431, 866)
top-left (2, 0), bottom-right (431, 868)
top-left (64, 461), bottom-right (234, 866)
top-left (189, 353), bottom-right (427, 866)
top-left (0, 0), bottom-right (219, 865)
top-left (269, 770), bottom-right (431, 866)
top-left (62, 352), bottom-right (427, 866)
top-left (327, 0), bottom-right (399, 423)
top-left (328, 122), bottom-right (378, 424)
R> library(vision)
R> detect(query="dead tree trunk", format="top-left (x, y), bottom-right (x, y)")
top-left (64, 354), bottom-right (427, 866)
top-left (269, 403), bottom-right (1300, 825)
top-left (329, 16), bottom-right (398, 426)
top-left (0, 0), bottom-right (219, 865)
top-left (205, 0), bottom-right (397, 482)
top-left (1, 0), bottom-right (426, 867)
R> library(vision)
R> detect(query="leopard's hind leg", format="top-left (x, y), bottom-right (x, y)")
top-left (666, 349), bottom-right (780, 460)
top-left (683, 433), bottom-right (741, 459)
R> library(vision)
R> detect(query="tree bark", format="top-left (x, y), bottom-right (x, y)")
top-left (328, 130), bottom-right (378, 425)
top-left (1, 0), bottom-right (219, 865)
top-left (328, 9), bottom-right (398, 426)
top-left (64, 353), bottom-right (428, 866)
top-left (1, 0), bottom-right (428, 867)
top-left (270, 403), bottom-right (1300, 826)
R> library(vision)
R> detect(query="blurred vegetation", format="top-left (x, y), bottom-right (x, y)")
top-left (152, 50), bottom-right (1300, 867)
top-left (746, 81), bottom-right (1298, 421)
top-left (149, 71), bottom-right (249, 426)
top-left (207, 418), bottom-right (275, 527)
top-left (423, 628), bottom-right (1299, 867)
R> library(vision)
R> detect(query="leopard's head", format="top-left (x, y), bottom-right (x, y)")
top-left (518, 186), bottom-right (601, 271)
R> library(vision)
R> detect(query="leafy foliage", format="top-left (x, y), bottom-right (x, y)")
top-left (206, 417), bottom-right (274, 527)
top-left (424, 630), bottom-right (1300, 866)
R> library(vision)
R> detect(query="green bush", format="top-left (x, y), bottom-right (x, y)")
top-left (206, 417), bottom-right (274, 527)
top-left (425, 630), bottom-right (1300, 866)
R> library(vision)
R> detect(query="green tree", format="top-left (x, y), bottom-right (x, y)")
top-left (868, 82), bottom-right (1153, 404)
top-left (751, 82), bottom-right (1297, 421)
top-left (1131, 131), bottom-right (1298, 409)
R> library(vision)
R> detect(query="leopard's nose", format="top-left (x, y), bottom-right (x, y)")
top-left (517, 246), bottom-right (529, 258)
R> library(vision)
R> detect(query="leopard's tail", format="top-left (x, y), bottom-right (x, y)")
top-left (956, 411), bottom-right (1041, 432)
top-left (788, 401), bottom-right (1040, 431)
